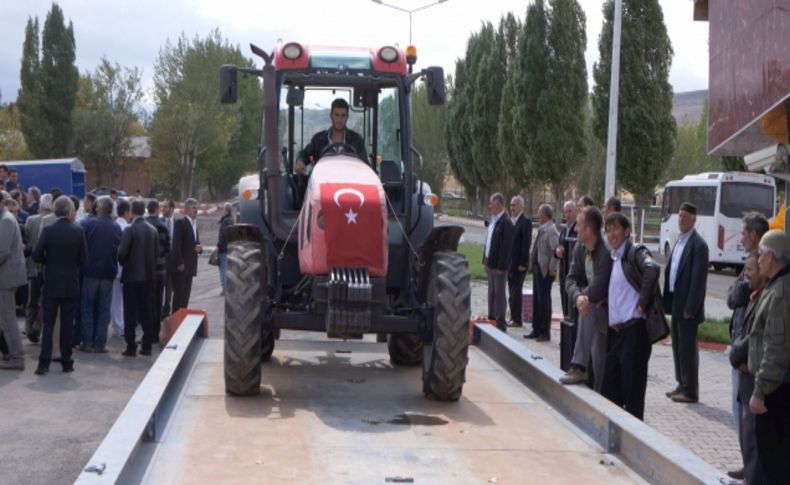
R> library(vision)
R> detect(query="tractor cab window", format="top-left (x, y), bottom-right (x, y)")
top-left (280, 87), bottom-right (366, 172)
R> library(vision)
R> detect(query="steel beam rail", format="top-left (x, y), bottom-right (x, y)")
top-left (474, 323), bottom-right (731, 485)
top-left (75, 315), bottom-right (207, 484)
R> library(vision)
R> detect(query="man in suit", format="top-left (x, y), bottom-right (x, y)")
top-left (527, 204), bottom-right (560, 342)
top-left (507, 195), bottom-right (532, 328)
top-left (168, 198), bottom-right (202, 312)
top-left (560, 206), bottom-right (611, 390)
top-left (554, 200), bottom-right (578, 318)
top-left (484, 193), bottom-right (513, 332)
top-left (32, 196), bottom-right (87, 375)
top-left (118, 199), bottom-right (158, 356)
top-left (0, 191), bottom-right (28, 371)
top-left (110, 200), bottom-right (131, 337)
top-left (23, 193), bottom-right (53, 343)
top-left (160, 199), bottom-right (176, 316)
top-left (663, 202), bottom-right (709, 403)
top-left (146, 200), bottom-right (170, 343)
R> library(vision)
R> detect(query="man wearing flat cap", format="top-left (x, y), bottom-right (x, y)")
top-left (749, 229), bottom-right (790, 482)
top-left (663, 202), bottom-right (709, 403)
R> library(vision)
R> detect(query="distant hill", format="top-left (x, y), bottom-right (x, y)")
top-left (672, 89), bottom-right (707, 125)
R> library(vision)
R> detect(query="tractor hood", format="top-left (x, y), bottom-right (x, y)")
top-left (298, 156), bottom-right (388, 277)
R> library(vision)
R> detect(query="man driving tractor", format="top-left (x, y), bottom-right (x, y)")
top-left (294, 98), bottom-right (367, 174)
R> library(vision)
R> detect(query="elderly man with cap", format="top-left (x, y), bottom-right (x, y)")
top-left (663, 201), bottom-right (709, 403)
top-left (748, 229), bottom-right (790, 483)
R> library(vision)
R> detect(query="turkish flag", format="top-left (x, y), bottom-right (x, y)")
top-left (320, 182), bottom-right (386, 275)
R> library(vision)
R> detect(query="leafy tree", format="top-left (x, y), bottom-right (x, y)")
top-left (446, 58), bottom-right (477, 199)
top-left (534, 0), bottom-right (588, 206)
top-left (513, 0), bottom-right (550, 188)
top-left (17, 3), bottom-right (78, 159)
top-left (150, 30), bottom-right (261, 199)
top-left (0, 103), bottom-right (32, 160)
top-left (497, 13), bottom-right (524, 189)
top-left (72, 58), bottom-right (143, 186)
top-left (592, 0), bottom-right (676, 205)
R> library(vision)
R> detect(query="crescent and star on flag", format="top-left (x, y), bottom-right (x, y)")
top-left (332, 187), bottom-right (365, 225)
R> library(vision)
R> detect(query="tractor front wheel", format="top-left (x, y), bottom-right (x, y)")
top-left (422, 250), bottom-right (471, 401)
top-left (224, 240), bottom-right (264, 396)
top-left (388, 333), bottom-right (423, 366)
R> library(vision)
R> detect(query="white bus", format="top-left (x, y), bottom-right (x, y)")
top-left (659, 172), bottom-right (776, 271)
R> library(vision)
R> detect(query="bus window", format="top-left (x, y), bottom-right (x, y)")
top-left (664, 186), bottom-right (716, 216)
top-left (720, 182), bottom-right (774, 218)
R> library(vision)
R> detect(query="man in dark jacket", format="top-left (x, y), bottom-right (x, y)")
top-left (507, 195), bottom-right (532, 327)
top-left (295, 98), bottom-right (367, 174)
top-left (216, 203), bottom-right (234, 294)
top-left (484, 193), bottom-right (514, 332)
top-left (168, 198), bottom-right (202, 312)
top-left (554, 201), bottom-right (578, 318)
top-left (601, 212), bottom-right (660, 420)
top-left (118, 199), bottom-right (158, 356)
top-left (146, 199), bottom-right (170, 343)
top-left (663, 202), bottom-right (709, 403)
top-left (560, 207), bottom-right (611, 390)
top-left (32, 196), bottom-right (87, 374)
top-left (728, 252), bottom-right (765, 485)
top-left (724, 211), bottom-right (768, 480)
top-left (80, 196), bottom-right (122, 353)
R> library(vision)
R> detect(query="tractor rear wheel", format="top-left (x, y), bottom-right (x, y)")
top-left (261, 328), bottom-right (278, 362)
top-left (422, 250), bottom-right (471, 401)
top-left (388, 334), bottom-right (423, 366)
top-left (224, 240), bottom-right (264, 396)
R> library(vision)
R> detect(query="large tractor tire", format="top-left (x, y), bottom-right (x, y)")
top-left (224, 240), bottom-right (264, 396)
top-left (261, 328), bottom-right (277, 362)
top-left (388, 333), bottom-right (423, 366)
top-left (422, 250), bottom-right (471, 401)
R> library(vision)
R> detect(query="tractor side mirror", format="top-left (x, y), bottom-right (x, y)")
top-left (219, 65), bottom-right (238, 104)
top-left (425, 66), bottom-right (446, 105)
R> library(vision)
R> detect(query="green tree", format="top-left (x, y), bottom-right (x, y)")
top-left (72, 58), bottom-right (143, 186)
top-left (17, 17), bottom-right (45, 157)
top-left (513, 0), bottom-right (550, 188)
top-left (592, 0), bottom-right (676, 205)
top-left (446, 58), bottom-right (477, 199)
top-left (150, 30), bottom-right (261, 199)
top-left (470, 22), bottom-right (507, 193)
top-left (17, 4), bottom-right (78, 159)
top-left (497, 13), bottom-right (524, 189)
top-left (534, 0), bottom-right (588, 206)
top-left (0, 103), bottom-right (32, 160)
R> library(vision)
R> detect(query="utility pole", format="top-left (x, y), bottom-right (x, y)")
top-left (604, 0), bottom-right (623, 200)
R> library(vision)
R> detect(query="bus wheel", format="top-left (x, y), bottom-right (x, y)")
top-left (712, 263), bottom-right (724, 272)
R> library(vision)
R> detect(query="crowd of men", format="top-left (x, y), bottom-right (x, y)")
top-left (0, 172), bottom-right (204, 375)
top-left (483, 192), bottom-right (789, 483)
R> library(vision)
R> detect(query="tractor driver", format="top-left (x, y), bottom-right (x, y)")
top-left (294, 98), bottom-right (367, 175)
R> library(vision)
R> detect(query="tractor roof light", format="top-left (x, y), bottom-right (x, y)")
top-left (283, 43), bottom-right (303, 60)
top-left (379, 46), bottom-right (399, 63)
top-left (405, 45), bottom-right (417, 65)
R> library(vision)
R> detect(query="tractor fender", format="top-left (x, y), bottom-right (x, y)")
top-left (225, 223), bottom-right (264, 246)
top-left (415, 225), bottom-right (465, 303)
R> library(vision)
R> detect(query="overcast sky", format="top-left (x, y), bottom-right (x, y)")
top-left (0, 0), bottom-right (709, 109)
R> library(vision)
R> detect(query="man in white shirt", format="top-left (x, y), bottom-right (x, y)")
top-left (110, 200), bottom-right (132, 337)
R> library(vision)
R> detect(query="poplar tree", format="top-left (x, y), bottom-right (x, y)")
top-left (592, 0), bottom-right (676, 204)
top-left (535, 0), bottom-right (588, 205)
top-left (496, 13), bottom-right (525, 186)
top-left (17, 17), bottom-right (47, 157)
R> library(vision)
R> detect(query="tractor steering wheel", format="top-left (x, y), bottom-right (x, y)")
top-left (319, 142), bottom-right (358, 159)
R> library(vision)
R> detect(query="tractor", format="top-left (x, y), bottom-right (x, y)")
top-left (219, 42), bottom-right (471, 401)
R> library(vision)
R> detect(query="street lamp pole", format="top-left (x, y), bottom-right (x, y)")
top-left (604, 0), bottom-right (623, 200)
top-left (371, 0), bottom-right (448, 45)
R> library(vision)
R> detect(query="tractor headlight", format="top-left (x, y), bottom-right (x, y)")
top-left (379, 46), bottom-right (399, 63)
top-left (283, 43), bottom-right (303, 60)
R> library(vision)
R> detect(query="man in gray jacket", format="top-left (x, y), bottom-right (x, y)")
top-left (526, 204), bottom-right (559, 341)
top-left (560, 206), bottom-right (611, 390)
top-left (0, 192), bottom-right (28, 370)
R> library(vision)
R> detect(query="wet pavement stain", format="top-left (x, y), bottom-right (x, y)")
top-left (363, 413), bottom-right (449, 426)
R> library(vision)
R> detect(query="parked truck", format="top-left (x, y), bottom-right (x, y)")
top-left (3, 158), bottom-right (86, 197)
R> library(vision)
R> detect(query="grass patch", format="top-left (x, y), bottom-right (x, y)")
top-left (456, 243), bottom-right (533, 283)
top-left (698, 317), bottom-right (730, 344)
